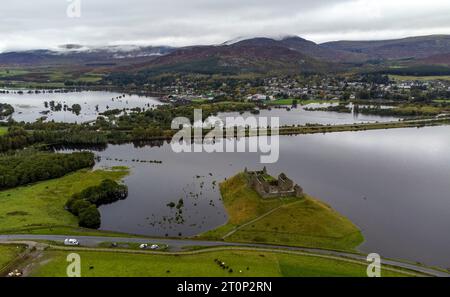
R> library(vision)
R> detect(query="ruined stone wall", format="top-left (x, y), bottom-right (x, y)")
top-left (278, 173), bottom-right (294, 192)
top-left (246, 170), bottom-right (304, 199)
top-left (294, 185), bottom-right (304, 198)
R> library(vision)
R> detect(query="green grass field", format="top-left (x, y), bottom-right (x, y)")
top-left (224, 198), bottom-right (363, 251)
top-left (192, 98), bottom-right (209, 103)
top-left (0, 244), bottom-right (26, 273)
top-left (389, 75), bottom-right (450, 81)
top-left (199, 173), bottom-right (363, 252)
top-left (0, 168), bottom-right (128, 233)
top-left (30, 249), bottom-right (409, 277)
top-left (0, 80), bottom-right (67, 89)
top-left (394, 104), bottom-right (446, 116)
top-left (265, 99), bottom-right (330, 106)
top-left (0, 69), bottom-right (30, 78)
top-left (48, 71), bottom-right (103, 83)
top-left (0, 127), bottom-right (7, 136)
top-left (1, 225), bottom-right (145, 238)
top-left (77, 74), bottom-right (103, 83)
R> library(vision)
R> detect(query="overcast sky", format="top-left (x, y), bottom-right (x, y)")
top-left (1, 0), bottom-right (450, 52)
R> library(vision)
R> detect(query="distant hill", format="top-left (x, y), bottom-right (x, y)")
top-left (220, 36), bottom-right (367, 63)
top-left (121, 35), bottom-right (450, 76)
top-left (278, 36), bottom-right (367, 63)
top-left (2, 35), bottom-right (450, 78)
top-left (322, 35), bottom-right (450, 60)
top-left (416, 53), bottom-right (450, 66)
top-left (130, 39), bottom-right (334, 75)
top-left (0, 45), bottom-right (175, 67)
top-left (0, 50), bottom-right (53, 66)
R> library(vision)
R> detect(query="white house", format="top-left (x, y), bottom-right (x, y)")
top-left (247, 94), bottom-right (268, 101)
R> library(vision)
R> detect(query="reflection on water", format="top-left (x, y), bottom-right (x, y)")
top-left (1, 90), bottom-right (399, 126)
top-left (0, 90), bottom-right (163, 123)
top-left (57, 125), bottom-right (450, 268)
top-left (217, 104), bottom-right (399, 127)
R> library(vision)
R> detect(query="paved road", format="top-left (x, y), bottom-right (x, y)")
top-left (1, 234), bottom-right (449, 277)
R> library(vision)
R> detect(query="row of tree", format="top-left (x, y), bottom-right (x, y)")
top-left (0, 127), bottom-right (109, 153)
top-left (66, 180), bottom-right (128, 229)
top-left (0, 151), bottom-right (95, 190)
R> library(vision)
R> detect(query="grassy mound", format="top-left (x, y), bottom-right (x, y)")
top-left (200, 173), bottom-right (363, 252)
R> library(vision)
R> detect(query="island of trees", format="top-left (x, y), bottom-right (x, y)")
top-left (0, 103), bottom-right (14, 118)
top-left (66, 179), bottom-right (128, 229)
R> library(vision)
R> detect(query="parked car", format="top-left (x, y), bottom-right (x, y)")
top-left (64, 238), bottom-right (80, 246)
top-left (7, 270), bottom-right (23, 277)
top-left (139, 244), bottom-right (160, 250)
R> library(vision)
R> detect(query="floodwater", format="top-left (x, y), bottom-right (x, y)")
top-left (217, 103), bottom-right (399, 127)
top-left (0, 91), bottom-right (399, 125)
top-left (58, 125), bottom-right (450, 268)
top-left (0, 90), bottom-right (162, 123)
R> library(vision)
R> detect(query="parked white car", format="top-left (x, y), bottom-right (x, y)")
top-left (7, 269), bottom-right (23, 277)
top-left (139, 244), bottom-right (160, 250)
top-left (64, 238), bottom-right (80, 246)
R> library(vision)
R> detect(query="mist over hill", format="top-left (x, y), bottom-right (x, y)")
top-left (1, 35), bottom-right (450, 77)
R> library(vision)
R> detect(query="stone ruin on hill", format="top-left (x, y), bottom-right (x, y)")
top-left (245, 167), bottom-right (304, 199)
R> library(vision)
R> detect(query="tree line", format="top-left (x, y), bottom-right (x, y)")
top-left (0, 151), bottom-right (95, 190)
top-left (0, 127), bottom-right (109, 153)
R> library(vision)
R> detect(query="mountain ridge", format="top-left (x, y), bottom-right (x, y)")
top-left (1, 34), bottom-right (450, 77)
top-left (322, 35), bottom-right (450, 60)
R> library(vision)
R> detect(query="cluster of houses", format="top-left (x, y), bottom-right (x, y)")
top-left (252, 76), bottom-right (450, 102)
top-left (155, 75), bottom-right (450, 103)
